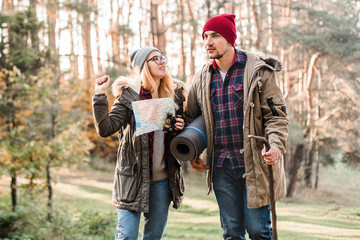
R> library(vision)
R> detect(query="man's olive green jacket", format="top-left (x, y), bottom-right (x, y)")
top-left (185, 50), bottom-right (289, 208)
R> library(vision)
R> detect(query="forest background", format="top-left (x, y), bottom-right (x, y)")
top-left (0, 0), bottom-right (359, 239)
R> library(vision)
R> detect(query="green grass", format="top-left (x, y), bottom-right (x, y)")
top-left (76, 184), bottom-right (112, 195)
top-left (1, 163), bottom-right (360, 239)
top-left (51, 166), bottom-right (360, 239)
top-left (54, 191), bottom-right (114, 213)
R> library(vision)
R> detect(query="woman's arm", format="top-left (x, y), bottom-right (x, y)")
top-left (92, 75), bottom-right (130, 137)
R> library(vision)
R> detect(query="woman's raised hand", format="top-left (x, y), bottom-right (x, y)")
top-left (95, 75), bottom-right (110, 95)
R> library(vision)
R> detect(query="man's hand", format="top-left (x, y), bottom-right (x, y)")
top-left (190, 158), bottom-right (206, 172)
top-left (95, 75), bottom-right (110, 95)
top-left (261, 147), bottom-right (279, 165)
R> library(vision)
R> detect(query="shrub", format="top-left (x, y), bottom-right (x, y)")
top-left (0, 196), bottom-right (115, 239)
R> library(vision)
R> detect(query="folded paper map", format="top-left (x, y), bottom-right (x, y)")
top-left (132, 97), bottom-right (175, 136)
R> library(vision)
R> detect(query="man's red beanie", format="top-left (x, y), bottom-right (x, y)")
top-left (202, 14), bottom-right (237, 47)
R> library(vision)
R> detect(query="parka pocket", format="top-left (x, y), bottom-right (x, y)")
top-left (232, 83), bottom-right (244, 108)
top-left (114, 164), bottom-right (139, 203)
top-left (269, 97), bottom-right (287, 115)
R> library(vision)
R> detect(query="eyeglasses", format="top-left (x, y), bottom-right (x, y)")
top-left (147, 55), bottom-right (168, 65)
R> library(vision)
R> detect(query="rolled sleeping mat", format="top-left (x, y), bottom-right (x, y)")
top-left (170, 115), bottom-right (207, 161)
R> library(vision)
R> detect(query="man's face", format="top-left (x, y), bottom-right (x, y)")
top-left (203, 30), bottom-right (231, 60)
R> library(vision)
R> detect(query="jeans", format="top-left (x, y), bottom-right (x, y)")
top-left (115, 178), bottom-right (172, 240)
top-left (213, 160), bottom-right (273, 240)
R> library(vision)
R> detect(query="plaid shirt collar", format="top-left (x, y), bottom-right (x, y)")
top-left (211, 49), bottom-right (246, 71)
top-left (141, 87), bottom-right (152, 100)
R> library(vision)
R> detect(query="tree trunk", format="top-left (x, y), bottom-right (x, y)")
top-left (46, 160), bottom-right (52, 221)
top-left (46, 2), bottom-right (57, 57)
top-left (121, 0), bottom-right (134, 66)
top-left (287, 144), bottom-right (304, 197)
top-left (304, 52), bottom-right (321, 188)
top-left (246, 0), bottom-right (253, 47)
top-left (46, 107), bottom-right (57, 221)
top-left (46, 0), bottom-right (60, 220)
top-left (28, 155), bottom-right (35, 197)
top-left (178, 0), bottom-right (186, 80)
top-left (314, 140), bottom-right (320, 189)
top-left (250, 0), bottom-right (261, 50)
top-left (11, 173), bottom-right (17, 211)
top-left (267, 0), bottom-right (273, 52)
top-left (206, 0), bottom-right (211, 19)
top-left (314, 69), bottom-right (322, 189)
top-left (229, 0), bottom-right (235, 13)
top-left (3, 1), bottom-right (16, 211)
top-left (29, 173), bottom-right (35, 198)
top-left (94, 0), bottom-right (101, 72)
top-left (68, 9), bottom-right (79, 78)
top-left (237, 0), bottom-right (244, 47)
top-left (306, 52), bottom-right (321, 109)
top-left (138, 0), bottom-right (144, 46)
top-left (150, 1), bottom-right (157, 47)
top-left (2, 0), bottom-right (14, 14)
top-left (117, 0), bottom-right (124, 65)
top-left (82, 0), bottom-right (94, 82)
top-left (109, 0), bottom-right (120, 67)
top-left (159, 14), bottom-right (167, 57)
top-left (304, 141), bottom-right (315, 188)
top-left (285, 0), bottom-right (292, 18)
top-left (150, 1), bottom-right (166, 54)
top-left (29, 0), bottom-right (39, 49)
top-left (186, 0), bottom-right (197, 78)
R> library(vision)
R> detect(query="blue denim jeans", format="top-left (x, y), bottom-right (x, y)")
top-left (213, 160), bottom-right (273, 240)
top-left (115, 178), bottom-right (172, 240)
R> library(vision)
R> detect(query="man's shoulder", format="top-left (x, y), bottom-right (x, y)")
top-left (196, 62), bottom-right (212, 78)
top-left (190, 64), bottom-right (207, 86)
top-left (236, 48), bottom-right (283, 72)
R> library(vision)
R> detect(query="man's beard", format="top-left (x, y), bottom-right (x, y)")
top-left (209, 46), bottom-right (229, 60)
top-left (210, 53), bottom-right (224, 59)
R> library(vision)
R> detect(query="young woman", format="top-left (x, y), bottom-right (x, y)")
top-left (92, 46), bottom-right (186, 240)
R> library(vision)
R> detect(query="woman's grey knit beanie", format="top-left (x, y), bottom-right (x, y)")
top-left (129, 46), bottom-right (160, 74)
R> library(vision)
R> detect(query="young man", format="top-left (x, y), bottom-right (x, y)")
top-left (184, 14), bottom-right (289, 239)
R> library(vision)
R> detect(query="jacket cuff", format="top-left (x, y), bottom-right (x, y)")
top-left (93, 93), bottom-right (106, 98)
top-left (92, 93), bottom-right (108, 103)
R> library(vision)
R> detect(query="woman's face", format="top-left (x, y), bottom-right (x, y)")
top-left (146, 51), bottom-right (168, 80)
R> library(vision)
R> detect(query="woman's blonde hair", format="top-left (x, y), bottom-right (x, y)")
top-left (140, 60), bottom-right (175, 99)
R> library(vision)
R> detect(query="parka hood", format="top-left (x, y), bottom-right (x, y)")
top-left (259, 56), bottom-right (283, 72)
top-left (240, 49), bottom-right (283, 72)
top-left (173, 78), bottom-right (187, 94)
top-left (112, 76), bottom-right (141, 98)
